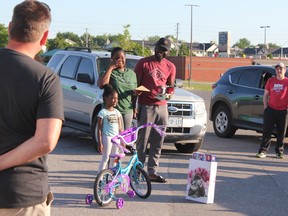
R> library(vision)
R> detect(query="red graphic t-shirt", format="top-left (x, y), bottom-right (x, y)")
top-left (135, 56), bottom-right (176, 106)
top-left (265, 77), bottom-right (288, 110)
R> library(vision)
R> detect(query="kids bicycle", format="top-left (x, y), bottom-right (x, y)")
top-left (86, 122), bottom-right (165, 209)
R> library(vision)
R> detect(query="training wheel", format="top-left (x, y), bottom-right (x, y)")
top-left (116, 198), bottom-right (124, 209)
top-left (127, 190), bottom-right (136, 198)
top-left (85, 194), bottom-right (93, 204)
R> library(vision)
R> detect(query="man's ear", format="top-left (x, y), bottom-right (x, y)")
top-left (40, 30), bottom-right (49, 46)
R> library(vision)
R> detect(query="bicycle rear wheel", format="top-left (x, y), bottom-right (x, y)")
top-left (94, 169), bottom-right (115, 206)
top-left (129, 165), bottom-right (151, 198)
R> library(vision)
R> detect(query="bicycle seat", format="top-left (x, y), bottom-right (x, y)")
top-left (110, 153), bottom-right (125, 159)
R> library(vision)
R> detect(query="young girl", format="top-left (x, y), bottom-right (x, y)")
top-left (97, 84), bottom-right (123, 172)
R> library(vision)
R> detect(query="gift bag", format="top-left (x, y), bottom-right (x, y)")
top-left (185, 152), bottom-right (217, 204)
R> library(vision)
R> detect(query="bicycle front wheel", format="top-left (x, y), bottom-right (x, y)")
top-left (94, 169), bottom-right (115, 206)
top-left (129, 165), bottom-right (151, 198)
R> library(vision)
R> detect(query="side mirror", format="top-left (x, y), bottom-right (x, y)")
top-left (175, 79), bottom-right (183, 88)
top-left (77, 73), bottom-right (94, 84)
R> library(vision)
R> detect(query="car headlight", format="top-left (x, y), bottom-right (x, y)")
top-left (194, 102), bottom-right (206, 116)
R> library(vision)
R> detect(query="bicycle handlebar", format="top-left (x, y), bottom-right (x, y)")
top-left (111, 123), bottom-right (166, 153)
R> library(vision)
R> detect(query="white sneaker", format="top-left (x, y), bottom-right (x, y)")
top-left (256, 152), bottom-right (266, 158)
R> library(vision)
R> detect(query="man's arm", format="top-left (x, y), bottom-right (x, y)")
top-left (134, 60), bottom-right (143, 86)
top-left (263, 89), bottom-right (269, 109)
top-left (0, 118), bottom-right (62, 171)
top-left (166, 63), bottom-right (176, 87)
top-left (166, 75), bottom-right (175, 87)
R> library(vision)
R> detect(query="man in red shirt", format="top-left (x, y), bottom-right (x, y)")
top-left (135, 38), bottom-right (176, 183)
top-left (256, 62), bottom-right (288, 159)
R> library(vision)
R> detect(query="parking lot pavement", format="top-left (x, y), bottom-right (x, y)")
top-left (48, 128), bottom-right (288, 216)
top-left (48, 90), bottom-right (288, 216)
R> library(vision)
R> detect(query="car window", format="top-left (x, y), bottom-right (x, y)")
top-left (237, 69), bottom-right (262, 88)
top-left (59, 55), bottom-right (81, 79)
top-left (126, 59), bottom-right (138, 70)
top-left (231, 69), bottom-right (262, 88)
top-left (77, 57), bottom-right (95, 83)
top-left (98, 58), bottom-right (110, 74)
top-left (261, 71), bottom-right (274, 89)
top-left (47, 54), bottom-right (65, 72)
top-left (230, 71), bottom-right (241, 84)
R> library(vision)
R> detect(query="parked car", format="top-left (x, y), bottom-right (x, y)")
top-left (47, 47), bottom-right (207, 153)
top-left (210, 65), bottom-right (288, 138)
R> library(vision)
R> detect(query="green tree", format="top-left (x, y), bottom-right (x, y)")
top-left (177, 42), bottom-right (190, 56)
top-left (165, 35), bottom-right (176, 41)
top-left (46, 32), bottom-right (82, 50)
top-left (109, 25), bottom-right (152, 56)
top-left (267, 43), bottom-right (279, 48)
top-left (255, 43), bottom-right (279, 49)
top-left (115, 25), bottom-right (136, 51)
top-left (44, 27), bottom-right (194, 57)
top-left (133, 42), bottom-right (152, 57)
top-left (0, 24), bottom-right (8, 48)
top-left (94, 34), bottom-right (111, 48)
top-left (80, 33), bottom-right (95, 48)
top-left (255, 44), bottom-right (264, 49)
top-left (47, 33), bottom-right (72, 50)
top-left (148, 35), bottom-right (176, 43)
top-left (147, 35), bottom-right (161, 42)
top-left (60, 32), bottom-right (82, 45)
top-left (234, 38), bottom-right (251, 49)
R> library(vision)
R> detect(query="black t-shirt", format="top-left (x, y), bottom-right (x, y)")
top-left (0, 48), bottom-right (64, 208)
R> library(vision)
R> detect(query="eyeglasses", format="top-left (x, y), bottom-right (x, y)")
top-left (40, 2), bottom-right (51, 12)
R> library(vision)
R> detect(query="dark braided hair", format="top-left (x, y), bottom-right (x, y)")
top-left (102, 84), bottom-right (117, 100)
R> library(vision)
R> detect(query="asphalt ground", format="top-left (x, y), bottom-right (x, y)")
top-left (48, 90), bottom-right (288, 216)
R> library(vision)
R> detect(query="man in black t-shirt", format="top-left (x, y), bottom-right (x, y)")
top-left (0, 1), bottom-right (64, 215)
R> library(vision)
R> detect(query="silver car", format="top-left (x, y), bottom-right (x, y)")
top-left (47, 48), bottom-right (207, 153)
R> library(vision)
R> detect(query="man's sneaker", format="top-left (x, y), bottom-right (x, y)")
top-left (256, 152), bottom-right (266, 158)
top-left (276, 153), bottom-right (284, 159)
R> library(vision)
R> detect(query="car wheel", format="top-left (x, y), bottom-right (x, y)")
top-left (174, 139), bottom-right (203, 153)
top-left (213, 106), bottom-right (236, 138)
top-left (92, 116), bottom-right (100, 152)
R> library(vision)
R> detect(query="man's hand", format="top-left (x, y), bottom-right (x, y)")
top-left (166, 93), bottom-right (173, 101)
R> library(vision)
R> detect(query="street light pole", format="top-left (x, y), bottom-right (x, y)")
top-left (200, 42), bottom-right (205, 57)
top-left (185, 4), bottom-right (199, 84)
top-left (260, 25), bottom-right (270, 50)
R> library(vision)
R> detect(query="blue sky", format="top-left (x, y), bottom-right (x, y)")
top-left (1, 0), bottom-right (288, 46)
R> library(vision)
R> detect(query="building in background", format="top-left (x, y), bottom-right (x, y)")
top-left (218, 31), bottom-right (231, 57)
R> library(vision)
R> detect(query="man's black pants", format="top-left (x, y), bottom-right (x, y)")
top-left (260, 106), bottom-right (288, 154)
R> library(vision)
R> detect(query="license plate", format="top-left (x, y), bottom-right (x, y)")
top-left (168, 117), bottom-right (183, 127)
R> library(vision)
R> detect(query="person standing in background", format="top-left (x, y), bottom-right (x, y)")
top-left (98, 47), bottom-right (137, 129)
top-left (0, 1), bottom-right (64, 215)
top-left (256, 62), bottom-right (288, 159)
top-left (135, 37), bottom-right (176, 183)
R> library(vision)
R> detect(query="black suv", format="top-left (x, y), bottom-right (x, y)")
top-left (209, 65), bottom-right (287, 138)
